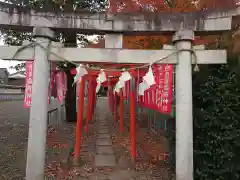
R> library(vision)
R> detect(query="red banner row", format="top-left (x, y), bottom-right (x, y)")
top-left (123, 64), bottom-right (173, 114)
top-left (24, 62), bottom-right (173, 114)
top-left (24, 61), bottom-right (67, 108)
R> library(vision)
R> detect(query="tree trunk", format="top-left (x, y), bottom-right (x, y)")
top-left (64, 32), bottom-right (77, 122)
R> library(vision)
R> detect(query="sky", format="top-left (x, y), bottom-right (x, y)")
top-left (0, 38), bottom-right (20, 74)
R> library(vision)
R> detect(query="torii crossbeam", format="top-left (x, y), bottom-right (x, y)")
top-left (0, 43), bottom-right (226, 64)
top-left (0, 2), bottom-right (238, 34)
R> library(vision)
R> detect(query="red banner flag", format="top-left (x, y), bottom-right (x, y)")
top-left (154, 64), bottom-right (173, 114)
top-left (24, 61), bottom-right (56, 108)
top-left (159, 64), bottom-right (173, 113)
top-left (56, 72), bottom-right (64, 102)
top-left (136, 64), bottom-right (173, 114)
top-left (24, 61), bottom-right (34, 108)
top-left (49, 63), bottom-right (57, 101)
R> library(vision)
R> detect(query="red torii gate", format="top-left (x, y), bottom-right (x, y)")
top-left (71, 66), bottom-right (147, 162)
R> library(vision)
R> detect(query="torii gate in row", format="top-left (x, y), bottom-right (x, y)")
top-left (1, 2), bottom-right (239, 180)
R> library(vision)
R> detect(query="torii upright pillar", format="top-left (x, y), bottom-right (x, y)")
top-left (173, 29), bottom-right (195, 180)
top-left (172, 29), bottom-right (227, 180)
top-left (25, 27), bottom-right (54, 180)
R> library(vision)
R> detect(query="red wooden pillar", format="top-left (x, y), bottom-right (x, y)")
top-left (129, 79), bottom-right (136, 162)
top-left (113, 91), bottom-right (116, 115)
top-left (108, 80), bottom-right (111, 111)
top-left (85, 77), bottom-right (93, 132)
top-left (74, 76), bottom-right (86, 160)
top-left (111, 88), bottom-right (114, 113)
top-left (94, 86), bottom-right (97, 107)
top-left (119, 89), bottom-right (124, 133)
top-left (114, 92), bottom-right (118, 121)
top-left (111, 87), bottom-right (114, 113)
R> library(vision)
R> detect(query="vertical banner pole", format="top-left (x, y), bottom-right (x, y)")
top-left (120, 88), bottom-right (124, 133)
top-left (112, 89), bottom-right (115, 115)
top-left (94, 85), bottom-right (97, 109)
top-left (85, 77), bottom-right (93, 132)
top-left (130, 79), bottom-right (136, 162)
top-left (74, 76), bottom-right (86, 161)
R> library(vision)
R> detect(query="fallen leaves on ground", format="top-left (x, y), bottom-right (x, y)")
top-left (109, 115), bottom-right (173, 180)
top-left (44, 122), bottom-right (97, 179)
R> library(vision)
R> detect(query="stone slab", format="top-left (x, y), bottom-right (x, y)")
top-left (98, 126), bottom-right (109, 130)
top-left (98, 129), bottom-right (109, 134)
top-left (100, 118), bottom-right (107, 120)
top-left (95, 154), bottom-right (116, 167)
top-left (98, 134), bottom-right (110, 139)
top-left (99, 120), bottom-right (107, 123)
top-left (99, 126), bottom-right (108, 131)
top-left (96, 146), bottom-right (114, 154)
top-left (96, 138), bottom-right (112, 146)
top-left (99, 120), bottom-right (107, 124)
top-left (99, 123), bottom-right (108, 126)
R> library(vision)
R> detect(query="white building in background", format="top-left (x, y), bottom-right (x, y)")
top-left (0, 71), bottom-right (25, 93)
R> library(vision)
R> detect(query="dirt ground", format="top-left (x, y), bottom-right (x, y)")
top-left (0, 99), bottom-right (174, 180)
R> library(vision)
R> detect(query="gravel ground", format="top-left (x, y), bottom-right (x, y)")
top-left (0, 99), bottom-right (175, 180)
top-left (0, 101), bottom-right (30, 179)
top-left (0, 100), bottom-right (77, 179)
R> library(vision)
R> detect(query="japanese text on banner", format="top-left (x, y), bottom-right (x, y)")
top-left (24, 61), bottom-right (34, 108)
top-left (24, 62), bottom-right (54, 108)
top-left (159, 64), bottom-right (173, 114)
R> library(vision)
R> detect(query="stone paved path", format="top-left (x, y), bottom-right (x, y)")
top-left (79, 98), bottom-right (172, 180)
top-left (95, 114), bottom-right (116, 167)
